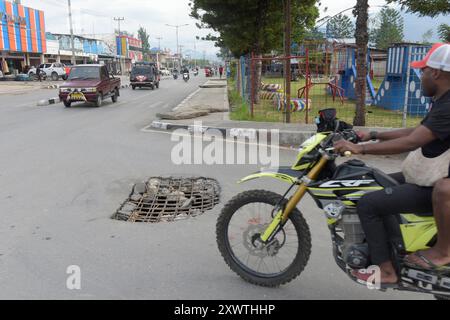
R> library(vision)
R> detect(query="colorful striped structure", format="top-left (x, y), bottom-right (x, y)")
top-left (373, 44), bottom-right (431, 116)
top-left (338, 47), bottom-right (375, 105)
top-left (116, 35), bottom-right (143, 61)
top-left (0, 0), bottom-right (46, 53)
top-left (275, 93), bottom-right (311, 112)
top-left (259, 91), bottom-right (279, 100)
top-left (338, 44), bottom-right (432, 115)
top-left (259, 82), bottom-right (310, 112)
top-left (260, 83), bottom-right (282, 92)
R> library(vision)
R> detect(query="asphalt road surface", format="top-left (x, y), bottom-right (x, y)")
top-left (0, 75), bottom-right (430, 299)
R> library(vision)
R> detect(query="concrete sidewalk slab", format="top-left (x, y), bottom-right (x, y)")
top-left (199, 78), bottom-right (227, 88)
top-left (156, 80), bottom-right (229, 120)
top-left (150, 116), bottom-right (400, 146)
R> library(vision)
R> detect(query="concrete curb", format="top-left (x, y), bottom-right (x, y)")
top-left (43, 84), bottom-right (60, 89)
top-left (147, 119), bottom-right (404, 146)
top-left (198, 84), bottom-right (227, 88)
top-left (37, 97), bottom-right (61, 106)
top-left (148, 120), bottom-right (314, 146)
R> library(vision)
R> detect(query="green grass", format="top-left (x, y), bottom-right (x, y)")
top-left (228, 77), bottom-right (423, 128)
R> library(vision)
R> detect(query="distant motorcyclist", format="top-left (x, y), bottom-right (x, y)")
top-left (173, 68), bottom-right (179, 79)
top-left (181, 66), bottom-right (190, 81)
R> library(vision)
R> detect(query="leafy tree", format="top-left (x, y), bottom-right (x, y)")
top-left (190, 0), bottom-right (319, 57)
top-left (386, 0), bottom-right (450, 17)
top-left (304, 27), bottom-right (325, 41)
top-left (370, 8), bottom-right (404, 50)
top-left (326, 14), bottom-right (355, 39)
top-left (137, 27), bottom-right (151, 60)
top-left (421, 29), bottom-right (434, 45)
top-left (190, 0), bottom-right (319, 104)
top-left (438, 24), bottom-right (450, 42)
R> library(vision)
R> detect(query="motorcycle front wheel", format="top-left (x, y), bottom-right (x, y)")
top-left (216, 190), bottom-right (311, 287)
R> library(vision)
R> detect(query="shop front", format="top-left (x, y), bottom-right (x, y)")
top-left (0, 0), bottom-right (46, 74)
top-left (116, 35), bottom-right (143, 74)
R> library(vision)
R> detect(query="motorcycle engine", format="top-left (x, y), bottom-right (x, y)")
top-left (341, 209), bottom-right (370, 269)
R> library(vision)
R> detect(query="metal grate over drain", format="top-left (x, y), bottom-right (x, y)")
top-left (113, 177), bottom-right (221, 223)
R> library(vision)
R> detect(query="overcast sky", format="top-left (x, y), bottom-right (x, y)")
top-left (22, 0), bottom-right (449, 59)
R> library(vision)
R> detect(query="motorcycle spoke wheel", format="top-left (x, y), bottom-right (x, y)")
top-left (217, 190), bottom-right (311, 287)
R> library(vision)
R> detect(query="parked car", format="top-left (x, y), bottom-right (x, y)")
top-left (159, 67), bottom-right (171, 76)
top-left (28, 63), bottom-right (67, 81)
top-left (59, 64), bottom-right (121, 108)
top-left (130, 62), bottom-right (160, 90)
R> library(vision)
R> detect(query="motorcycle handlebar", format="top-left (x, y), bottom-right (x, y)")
top-left (325, 148), bottom-right (353, 158)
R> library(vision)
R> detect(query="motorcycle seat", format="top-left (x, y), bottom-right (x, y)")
top-left (373, 169), bottom-right (400, 187)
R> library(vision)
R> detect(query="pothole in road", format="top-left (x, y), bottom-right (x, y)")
top-left (113, 177), bottom-right (221, 223)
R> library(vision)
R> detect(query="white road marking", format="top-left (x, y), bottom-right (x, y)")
top-left (173, 88), bottom-right (202, 111)
top-left (139, 127), bottom-right (296, 151)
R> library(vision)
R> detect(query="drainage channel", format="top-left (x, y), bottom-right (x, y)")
top-left (113, 177), bottom-right (221, 223)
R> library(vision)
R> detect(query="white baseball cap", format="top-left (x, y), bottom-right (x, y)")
top-left (411, 43), bottom-right (450, 72)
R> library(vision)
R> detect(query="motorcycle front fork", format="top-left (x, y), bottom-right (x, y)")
top-left (259, 156), bottom-right (329, 243)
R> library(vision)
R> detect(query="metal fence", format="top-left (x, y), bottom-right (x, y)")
top-left (232, 41), bottom-right (432, 128)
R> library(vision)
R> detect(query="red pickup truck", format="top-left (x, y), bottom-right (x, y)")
top-left (59, 64), bottom-right (121, 108)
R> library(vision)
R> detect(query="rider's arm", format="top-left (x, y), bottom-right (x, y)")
top-left (358, 126), bottom-right (436, 155)
top-left (359, 128), bottom-right (414, 141)
top-left (375, 128), bottom-right (415, 141)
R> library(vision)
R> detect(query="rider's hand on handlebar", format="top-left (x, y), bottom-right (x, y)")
top-left (356, 131), bottom-right (371, 142)
top-left (333, 140), bottom-right (363, 155)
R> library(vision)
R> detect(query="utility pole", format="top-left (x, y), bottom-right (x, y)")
top-left (114, 17), bottom-right (125, 36)
top-left (156, 37), bottom-right (162, 68)
top-left (114, 17), bottom-right (125, 74)
top-left (156, 37), bottom-right (163, 51)
top-left (284, 0), bottom-right (292, 123)
top-left (194, 37), bottom-right (197, 69)
top-left (68, 0), bottom-right (76, 65)
top-left (166, 24), bottom-right (188, 69)
top-left (179, 45), bottom-right (184, 67)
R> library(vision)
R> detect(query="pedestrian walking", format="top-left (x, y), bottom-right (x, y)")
top-left (219, 65), bottom-right (224, 79)
top-left (36, 65), bottom-right (42, 82)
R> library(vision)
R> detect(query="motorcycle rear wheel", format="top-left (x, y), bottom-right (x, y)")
top-left (216, 190), bottom-right (311, 287)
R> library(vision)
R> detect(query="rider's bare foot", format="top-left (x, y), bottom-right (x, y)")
top-left (379, 261), bottom-right (398, 283)
top-left (405, 248), bottom-right (450, 269)
top-left (352, 262), bottom-right (398, 284)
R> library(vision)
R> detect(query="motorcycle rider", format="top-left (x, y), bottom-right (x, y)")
top-left (173, 68), bottom-right (179, 79)
top-left (334, 43), bottom-right (450, 286)
top-left (182, 66), bottom-right (190, 80)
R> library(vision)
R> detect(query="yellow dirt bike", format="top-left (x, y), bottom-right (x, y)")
top-left (216, 109), bottom-right (450, 299)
